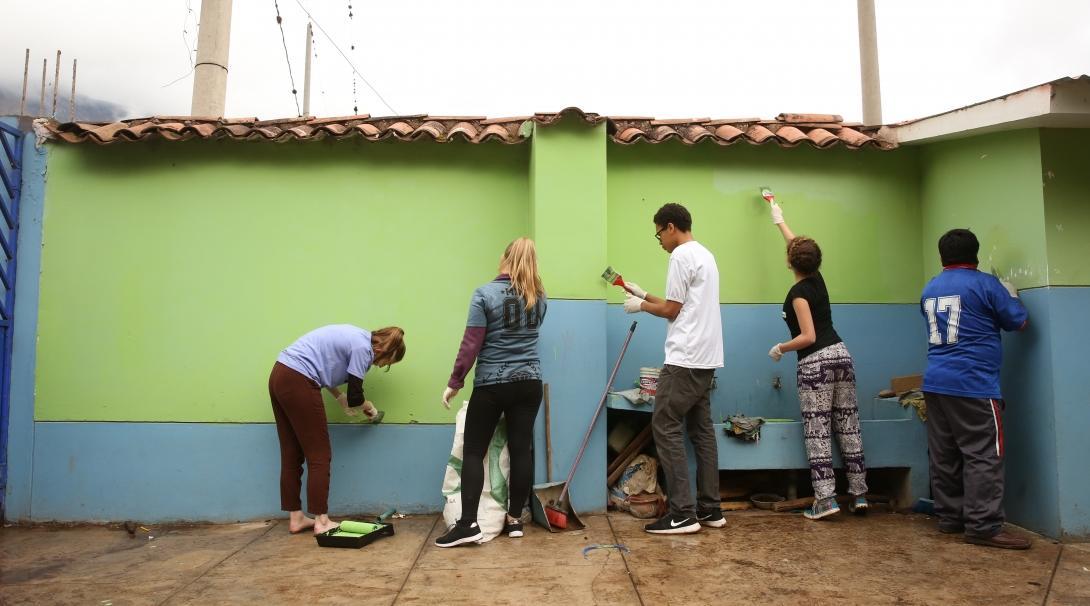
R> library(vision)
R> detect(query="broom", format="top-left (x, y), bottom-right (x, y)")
top-left (545, 320), bottom-right (638, 529)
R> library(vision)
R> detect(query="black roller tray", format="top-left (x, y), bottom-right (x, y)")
top-left (315, 521), bottom-right (395, 548)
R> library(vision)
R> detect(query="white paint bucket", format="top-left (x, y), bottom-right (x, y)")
top-left (638, 367), bottom-right (661, 396)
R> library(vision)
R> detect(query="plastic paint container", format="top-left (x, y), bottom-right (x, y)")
top-left (638, 367), bottom-right (661, 396)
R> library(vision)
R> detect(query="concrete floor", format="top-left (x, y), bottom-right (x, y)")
top-left (2, 511), bottom-right (1088, 605)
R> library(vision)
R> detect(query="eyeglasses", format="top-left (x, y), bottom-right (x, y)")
top-left (654, 227), bottom-right (667, 241)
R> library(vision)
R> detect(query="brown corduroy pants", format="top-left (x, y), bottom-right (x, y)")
top-left (269, 361), bottom-right (332, 514)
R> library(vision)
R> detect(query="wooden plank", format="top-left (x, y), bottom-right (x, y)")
top-left (607, 424), bottom-right (653, 477)
top-left (772, 497), bottom-right (815, 512)
top-left (606, 428), bottom-right (655, 487)
top-left (890, 374), bottom-right (923, 394)
top-left (720, 501), bottom-right (753, 511)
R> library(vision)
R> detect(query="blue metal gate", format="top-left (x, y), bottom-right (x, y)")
top-left (0, 121), bottom-right (24, 521)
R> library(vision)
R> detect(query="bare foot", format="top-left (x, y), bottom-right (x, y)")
top-left (313, 517), bottom-right (339, 535)
top-left (288, 514), bottom-right (315, 534)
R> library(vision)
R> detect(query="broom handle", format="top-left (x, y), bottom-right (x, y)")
top-left (558, 321), bottom-right (637, 503)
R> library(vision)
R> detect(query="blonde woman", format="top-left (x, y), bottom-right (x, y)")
top-left (435, 238), bottom-right (547, 547)
top-left (270, 324), bottom-right (406, 535)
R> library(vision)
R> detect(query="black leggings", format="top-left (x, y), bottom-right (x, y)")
top-left (459, 379), bottom-right (543, 524)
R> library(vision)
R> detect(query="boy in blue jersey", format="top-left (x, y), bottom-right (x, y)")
top-left (921, 229), bottom-right (1030, 550)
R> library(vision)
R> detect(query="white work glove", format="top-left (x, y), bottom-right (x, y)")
top-left (336, 393), bottom-right (361, 417)
top-left (623, 281), bottom-right (647, 300)
top-left (768, 343), bottom-right (784, 362)
top-left (441, 387), bottom-right (458, 409)
top-left (361, 401), bottom-right (378, 420)
top-left (623, 293), bottom-right (644, 314)
top-left (1000, 279), bottom-right (1019, 299)
top-left (770, 201), bottom-right (785, 225)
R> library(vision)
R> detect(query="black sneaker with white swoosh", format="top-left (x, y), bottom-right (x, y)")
top-left (696, 508), bottom-right (726, 528)
top-left (644, 513), bottom-right (701, 534)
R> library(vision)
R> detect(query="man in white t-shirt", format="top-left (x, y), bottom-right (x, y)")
top-left (623, 203), bottom-right (725, 534)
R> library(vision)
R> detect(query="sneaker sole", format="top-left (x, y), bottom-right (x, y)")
top-left (646, 523), bottom-right (701, 535)
top-left (698, 518), bottom-right (726, 528)
top-left (804, 507), bottom-right (841, 520)
top-left (850, 505), bottom-right (869, 516)
top-left (434, 532), bottom-right (483, 548)
top-left (508, 530), bottom-right (524, 538)
top-left (964, 536), bottom-right (1031, 550)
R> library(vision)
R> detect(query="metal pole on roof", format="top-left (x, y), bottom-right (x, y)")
top-left (70, 59), bottom-right (78, 122)
top-left (39, 58), bottom-right (46, 117)
top-left (190, 0), bottom-right (234, 118)
top-left (303, 21), bottom-right (312, 117)
top-left (51, 50), bottom-right (61, 118)
top-left (857, 0), bottom-right (883, 125)
top-left (20, 49), bottom-right (29, 116)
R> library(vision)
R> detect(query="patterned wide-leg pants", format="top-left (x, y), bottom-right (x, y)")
top-left (797, 342), bottom-right (868, 501)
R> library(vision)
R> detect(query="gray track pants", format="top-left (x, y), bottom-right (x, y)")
top-left (924, 392), bottom-right (1007, 539)
top-left (652, 365), bottom-right (720, 518)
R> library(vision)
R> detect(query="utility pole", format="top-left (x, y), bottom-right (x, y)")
top-left (51, 50), bottom-right (61, 118)
top-left (70, 59), bottom-right (78, 122)
top-left (190, 0), bottom-right (234, 117)
top-left (38, 58), bottom-right (46, 117)
top-left (19, 49), bottom-right (29, 116)
top-left (303, 21), bottom-right (313, 117)
top-left (857, 0), bottom-right (883, 125)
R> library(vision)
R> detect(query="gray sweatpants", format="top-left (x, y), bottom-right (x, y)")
top-left (652, 364), bottom-right (720, 518)
top-left (924, 392), bottom-right (1006, 539)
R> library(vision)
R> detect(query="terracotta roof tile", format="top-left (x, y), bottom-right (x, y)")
top-left (774, 125), bottom-right (808, 145)
top-left (806, 127), bottom-right (839, 148)
top-left (777, 113), bottom-right (843, 123)
top-left (354, 123), bottom-right (382, 138)
top-left (35, 109), bottom-right (894, 149)
top-left (832, 125), bottom-right (876, 147)
top-left (745, 124), bottom-right (777, 144)
top-left (615, 126), bottom-right (646, 144)
top-left (448, 121), bottom-right (480, 140)
top-left (413, 121), bottom-right (445, 141)
top-left (712, 124), bottom-right (746, 142)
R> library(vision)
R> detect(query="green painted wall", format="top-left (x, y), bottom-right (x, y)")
top-left (37, 140), bottom-right (529, 423)
top-left (530, 121), bottom-right (608, 300)
top-left (920, 129), bottom-right (1047, 289)
top-left (606, 143), bottom-right (922, 304)
top-left (1040, 129), bottom-right (1090, 287)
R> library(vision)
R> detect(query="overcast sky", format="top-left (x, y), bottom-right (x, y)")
top-left (2, 0), bottom-right (1089, 123)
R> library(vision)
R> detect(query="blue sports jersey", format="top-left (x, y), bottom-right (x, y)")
top-left (920, 267), bottom-right (1027, 399)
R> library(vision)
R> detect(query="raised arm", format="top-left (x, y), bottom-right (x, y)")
top-left (770, 202), bottom-right (796, 243)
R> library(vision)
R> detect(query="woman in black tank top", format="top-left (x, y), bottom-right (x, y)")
top-left (763, 193), bottom-right (869, 521)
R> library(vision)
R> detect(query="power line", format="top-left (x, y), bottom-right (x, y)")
top-left (348, 1), bottom-right (357, 115)
top-left (181, 0), bottom-right (197, 68)
top-left (273, 0), bottom-right (302, 117)
top-left (292, 0), bottom-right (398, 115)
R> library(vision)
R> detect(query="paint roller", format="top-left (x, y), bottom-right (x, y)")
top-left (328, 509), bottom-right (397, 538)
top-left (330, 521), bottom-right (383, 538)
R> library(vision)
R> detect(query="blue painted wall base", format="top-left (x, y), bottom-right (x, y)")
top-left (28, 422), bottom-right (453, 522)
top-left (607, 304), bottom-right (926, 421)
top-left (1004, 286), bottom-right (1090, 539)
